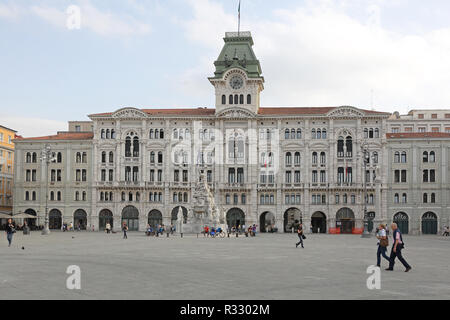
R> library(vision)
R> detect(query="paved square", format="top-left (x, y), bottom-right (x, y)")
top-left (0, 231), bottom-right (449, 300)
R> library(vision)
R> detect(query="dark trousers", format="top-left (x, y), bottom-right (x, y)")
top-left (296, 234), bottom-right (304, 247)
top-left (376, 244), bottom-right (390, 267)
top-left (7, 233), bottom-right (13, 246)
top-left (388, 245), bottom-right (411, 270)
top-left (123, 231), bottom-right (127, 239)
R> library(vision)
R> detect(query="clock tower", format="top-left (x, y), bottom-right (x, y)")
top-left (209, 32), bottom-right (264, 115)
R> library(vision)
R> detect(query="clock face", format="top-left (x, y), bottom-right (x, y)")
top-left (229, 75), bottom-right (244, 90)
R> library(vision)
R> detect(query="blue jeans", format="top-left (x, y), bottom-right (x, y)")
top-left (376, 244), bottom-right (390, 266)
top-left (7, 233), bottom-right (13, 246)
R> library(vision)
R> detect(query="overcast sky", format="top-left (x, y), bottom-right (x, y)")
top-left (1, 0), bottom-right (450, 137)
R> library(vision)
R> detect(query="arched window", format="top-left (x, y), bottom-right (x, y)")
top-left (125, 137), bottom-right (131, 157)
top-left (136, 192), bottom-right (140, 202)
top-left (75, 191), bottom-right (79, 201)
top-left (394, 193), bottom-right (399, 203)
top-left (316, 129), bottom-right (321, 139)
top-left (57, 191), bottom-right (61, 201)
top-left (183, 192), bottom-right (188, 202)
top-left (431, 193), bottom-right (436, 203)
top-left (101, 151), bottom-right (106, 163)
top-left (394, 152), bottom-right (400, 163)
top-left (423, 151), bottom-right (428, 163)
top-left (268, 152), bottom-right (274, 167)
top-left (160, 129), bottom-right (164, 139)
top-left (430, 151), bottom-right (436, 163)
top-left (101, 129), bottom-right (105, 139)
top-left (312, 152), bottom-right (318, 164)
top-left (149, 129), bottom-right (154, 139)
top-left (285, 129), bottom-right (290, 139)
top-left (294, 152), bottom-right (301, 166)
top-left (311, 129), bottom-right (316, 139)
top-left (100, 192), bottom-right (104, 202)
top-left (322, 129), bottom-right (327, 139)
top-left (150, 152), bottom-right (155, 164)
top-left (375, 128), bottom-right (379, 138)
top-left (76, 152), bottom-right (81, 163)
top-left (345, 137), bottom-right (353, 157)
top-left (285, 152), bottom-right (292, 166)
top-left (337, 137), bottom-right (344, 157)
top-left (111, 130), bottom-right (116, 139)
top-left (423, 193), bottom-right (428, 203)
top-left (402, 193), bottom-right (407, 203)
top-left (229, 95), bottom-right (233, 104)
top-left (247, 94), bottom-right (251, 104)
top-left (32, 191), bottom-right (36, 201)
top-left (109, 152), bottom-right (114, 163)
top-left (291, 129), bottom-right (295, 139)
top-left (222, 95), bottom-right (226, 105)
top-left (82, 152), bottom-right (87, 163)
top-left (82, 191), bottom-right (86, 201)
top-left (158, 152), bottom-right (163, 164)
top-left (128, 192), bottom-right (133, 202)
top-left (364, 128), bottom-right (368, 138)
top-left (50, 191), bottom-right (55, 201)
top-left (173, 129), bottom-right (178, 140)
top-left (133, 137), bottom-right (139, 157)
top-left (106, 129), bottom-right (110, 139)
top-left (369, 128), bottom-right (374, 139)
top-left (25, 191), bottom-right (30, 201)
top-left (26, 152), bottom-right (31, 163)
top-left (239, 94), bottom-right (244, 104)
top-left (320, 152), bottom-right (326, 164)
top-left (234, 94), bottom-right (239, 104)
top-left (121, 192), bottom-right (125, 201)
top-left (56, 152), bottom-right (62, 163)
top-left (401, 152), bottom-right (407, 163)
top-left (297, 129), bottom-right (302, 139)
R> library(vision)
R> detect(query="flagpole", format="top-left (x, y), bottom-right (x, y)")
top-left (238, 0), bottom-right (241, 35)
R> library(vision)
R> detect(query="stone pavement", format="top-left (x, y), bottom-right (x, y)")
top-left (0, 231), bottom-right (449, 300)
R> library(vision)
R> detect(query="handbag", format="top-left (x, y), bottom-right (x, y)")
top-left (302, 234), bottom-right (306, 240)
top-left (380, 238), bottom-right (388, 247)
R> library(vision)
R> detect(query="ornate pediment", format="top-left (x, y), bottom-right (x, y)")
top-left (112, 108), bottom-right (148, 119)
top-left (217, 107), bottom-right (255, 119)
top-left (327, 106), bottom-right (365, 119)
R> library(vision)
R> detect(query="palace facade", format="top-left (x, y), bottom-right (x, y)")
top-left (13, 32), bottom-right (450, 234)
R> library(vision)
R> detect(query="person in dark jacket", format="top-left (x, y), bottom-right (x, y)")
top-left (386, 223), bottom-right (411, 272)
top-left (295, 223), bottom-right (304, 248)
top-left (5, 219), bottom-right (15, 247)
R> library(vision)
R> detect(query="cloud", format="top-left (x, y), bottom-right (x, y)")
top-left (178, 0), bottom-right (450, 113)
top-left (1, 115), bottom-right (66, 138)
top-left (0, 3), bottom-right (21, 20)
top-left (27, 1), bottom-right (151, 37)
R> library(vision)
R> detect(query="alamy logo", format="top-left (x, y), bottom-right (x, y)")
top-left (66, 265), bottom-right (81, 290)
top-left (66, 5), bottom-right (81, 30)
top-left (366, 265), bottom-right (381, 290)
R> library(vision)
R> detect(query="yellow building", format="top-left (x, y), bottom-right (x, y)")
top-left (0, 125), bottom-right (16, 217)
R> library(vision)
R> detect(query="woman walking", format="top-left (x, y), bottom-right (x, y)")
top-left (376, 224), bottom-right (390, 267)
top-left (5, 218), bottom-right (16, 247)
top-left (295, 223), bottom-right (305, 248)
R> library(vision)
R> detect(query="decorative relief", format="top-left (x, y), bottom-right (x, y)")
top-left (112, 108), bottom-right (148, 119)
top-left (217, 108), bottom-right (255, 119)
top-left (327, 106), bottom-right (364, 119)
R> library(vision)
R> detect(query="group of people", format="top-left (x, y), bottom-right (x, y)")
top-left (442, 226), bottom-right (450, 236)
top-left (376, 223), bottom-right (412, 272)
top-left (145, 224), bottom-right (176, 237)
top-left (202, 224), bottom-right (258, 238)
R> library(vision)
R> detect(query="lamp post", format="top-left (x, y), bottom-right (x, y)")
top-left (40, 144), bottom-right (56, 235)
top-left (361, 143), bottom-right (374, 238)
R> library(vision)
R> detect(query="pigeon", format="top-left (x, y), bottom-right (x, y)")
top-left (21, 246), bottom-right (25, 250)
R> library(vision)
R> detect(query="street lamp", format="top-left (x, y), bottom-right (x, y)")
top-left (360, 143), bottom-right (376, 238)
top-left (40, 144), bottom-right (56, 235)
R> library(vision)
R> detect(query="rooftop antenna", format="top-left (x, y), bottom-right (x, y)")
top-left (238, 0), bottom-right (241, 35)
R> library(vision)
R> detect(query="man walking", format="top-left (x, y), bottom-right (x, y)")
top-left (295, 223), bottom-right (304, 248)
top-left (5, 218), bottom-right (15, 247)
top-left (386, 223), bottom-right (411, 272)
top-left (122, 223), bottom-right (128, 239)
